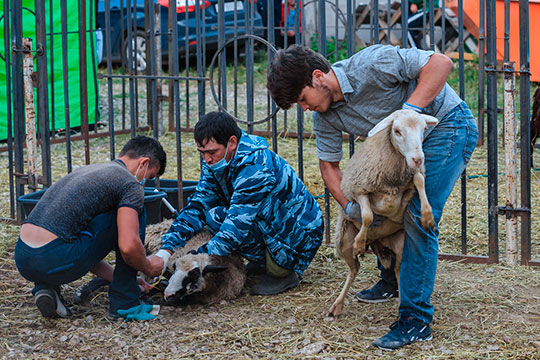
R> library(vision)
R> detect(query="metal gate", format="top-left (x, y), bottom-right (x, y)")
top-left (0, 0), bottom-right (537, 265)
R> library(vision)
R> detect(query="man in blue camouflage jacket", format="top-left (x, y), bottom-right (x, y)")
top-left (154, 111), bottom-right (324, 295)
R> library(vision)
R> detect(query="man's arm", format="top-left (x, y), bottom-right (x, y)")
top-left (319, 160), bottom-right (348, 209)
top-left (405, 53), bottom-right (454, 108)
top-left (117, 207), bottom-right (163, 277)
top-left (160, 167), bottom-right (221, 252)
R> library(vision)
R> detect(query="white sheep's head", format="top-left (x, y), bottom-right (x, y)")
top-left (368, 109), bottom-right (438, 170)
top-left (163, 253), bottom-right (228, 300)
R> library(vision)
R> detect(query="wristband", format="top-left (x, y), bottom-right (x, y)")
top-left (402, 102), bottom-right (423, 113)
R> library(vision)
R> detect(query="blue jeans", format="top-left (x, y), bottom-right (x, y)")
top-left (379, 102), bottom-right (478, 323)
top-left (15, 209), bottom-right (147, 315)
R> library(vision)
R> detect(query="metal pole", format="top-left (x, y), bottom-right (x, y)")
top-left (125, 0), bottom-right (137, 137)
top-left (518, 0), bottom-right (531, 265)
top-left (458, 0), bottom-right (467, 253)
top-left (105, 0), bottom-right (115, 159)
top-left (36, 0), bottom-right (52, 185)
top-left (49, 0), bottom-right (56, 136)
top-left (246, 0), bottom-right (254, 134)
top-left (319, 0), bottom-right (326, 55)
top-left (486, 0), bottom-right (499, 263)
top-left (146, 0), bottom-right (158, 138)
top-left (154, 3), bottom-right (163, 136)
top-left (4, 0), bottom-right (15, 217)
top-left (168, 0), bottom-right (184, 209)
top-left (11, 0), bottom-right (27, 222)
top-left (478, 0), bottom-right (486, 145)
top-left (120, 0), bottom-right (127, 130)
top-left (402, 0), bottom-right (408, 48)
top-left (268, 0), bottom-right (278, 152)
top-left (22, 38), bottom-right (38, 192)
top-left (184, 2), bottom-right (191, 128)
top-left (78, 0), bottom-right (91, 164)
top-left (218, 0), bottom-right (226, 114)
top-left (89, 0), bottom-right (99, 133)
top-left (503, 0), bottom-right (510, 62)
top-left (60, 0), bottom-right (73, 173)
top-left (503, 62), bottom-right (518, 265)
top-left (195, 0), bottom-right (205, 118)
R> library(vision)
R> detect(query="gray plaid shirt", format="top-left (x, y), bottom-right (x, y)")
top-left (313, 45), bottom-right (462, 162)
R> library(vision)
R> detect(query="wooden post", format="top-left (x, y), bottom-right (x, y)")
top-left (22, 38), bottom-right (38, 192)
top-left (503, 61), bottom-right (518, 265)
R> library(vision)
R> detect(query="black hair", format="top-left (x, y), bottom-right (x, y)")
top-left (194, 111), bottom-right (242, 146)
top-left (267, 44), bottom-right (332, 109)
top-left (119, 135), bottom-right (167, 176)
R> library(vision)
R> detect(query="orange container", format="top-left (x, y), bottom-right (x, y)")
top-left (450, 0), bottom-right (540, 82)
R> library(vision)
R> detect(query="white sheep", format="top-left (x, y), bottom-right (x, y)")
top-left (328, 109), bottom-right (438, 317)
top-left (144, 220), bottom-right (246, 305)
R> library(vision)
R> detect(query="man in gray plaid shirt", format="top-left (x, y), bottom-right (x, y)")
top-left (267, 44), bottom-right (478, 350)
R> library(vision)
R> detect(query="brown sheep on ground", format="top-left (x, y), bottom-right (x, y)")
top-left (144, 220), bottom-right (246, 305)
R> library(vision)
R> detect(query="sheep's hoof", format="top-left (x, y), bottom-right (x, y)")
top-left (328, 302), bottom-right (343, 317)
top-left (421, 212), bottom-right (435, 230)
top-left (353, 242), bottom-right (366, 258)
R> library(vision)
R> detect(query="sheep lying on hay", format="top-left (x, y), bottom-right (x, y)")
top-left (329, 109), bottom-right (438, 317)
top-left (144, 219), bottom-right (246, 305)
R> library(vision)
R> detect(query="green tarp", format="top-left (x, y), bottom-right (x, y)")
top-left (0, 0), bottom-right (98, 140)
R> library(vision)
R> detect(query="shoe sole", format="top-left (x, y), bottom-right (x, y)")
top-left (356, 296), bottom-right (397, 304)
top-left (35, 293), bottom-right (58, 319)
top-left (374, 334), bottom-right (433, 351)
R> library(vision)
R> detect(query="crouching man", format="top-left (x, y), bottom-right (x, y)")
top-left (155, 112), bottom-right (324, 295)
top-left (15, 136), bottom-right (167, 319)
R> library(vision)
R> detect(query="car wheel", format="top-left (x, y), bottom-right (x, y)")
top-left (124, 29), bottom-right (147, 72)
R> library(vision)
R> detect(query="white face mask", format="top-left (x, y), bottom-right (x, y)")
top-left (134, 162), bottom-right (149, 185)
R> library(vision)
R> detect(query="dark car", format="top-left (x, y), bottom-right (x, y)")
top-left (97, 0), bottom-right (264, 71)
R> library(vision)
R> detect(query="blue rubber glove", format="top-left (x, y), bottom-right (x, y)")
top-left (116, 304), bottom-right (160, 322)
top-left (344, 201), bottom-right (362, 221)
top-left (344, 201), bottom-right (386, 227)
top-left (402, 101), bottom-right (423, 113)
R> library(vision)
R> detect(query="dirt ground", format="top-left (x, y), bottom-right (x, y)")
top-left (1, 220), bottom-right (539, 359)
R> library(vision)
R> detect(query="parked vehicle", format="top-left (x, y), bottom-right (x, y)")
top-left (96, 0), bottom-right (264, 71)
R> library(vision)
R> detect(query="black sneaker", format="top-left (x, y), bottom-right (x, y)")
top-left (355, 279), bottom-right (398, 303)
top-left (372, 317), bottom-right (433, 350)
top-left (73, 277), bottom-right (110, 304)
top-left (35, 289), bottom-right (72, 318)
top-left (250, 272), bottom-right (300, 295)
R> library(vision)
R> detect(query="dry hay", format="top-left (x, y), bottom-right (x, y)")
top-left (0, 230), bottom-right (539, 359)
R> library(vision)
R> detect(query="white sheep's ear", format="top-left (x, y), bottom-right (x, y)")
top-left (422, 114), bottom-right (439, 126)
top-left (368, 113), bottom-right (396, 137)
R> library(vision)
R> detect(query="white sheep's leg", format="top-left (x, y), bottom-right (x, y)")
top-left (329, 219), bottom-right (360, 317)
top-left (352, 195), bottom-right (373, 257)
top-left (413, 172), bottom-right (435, 230)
